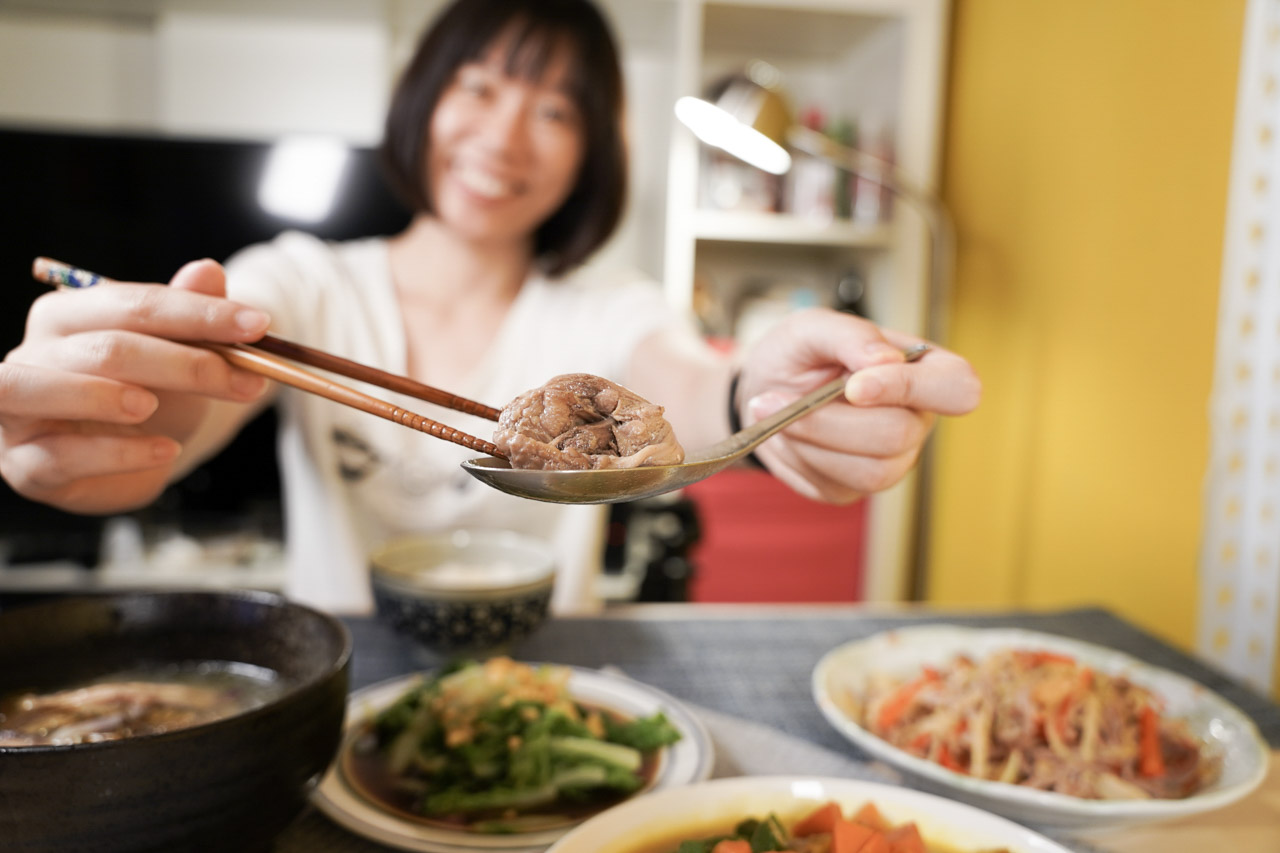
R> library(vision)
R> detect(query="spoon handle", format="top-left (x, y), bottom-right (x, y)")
top-left (699, 343), bottom-right (931, 463)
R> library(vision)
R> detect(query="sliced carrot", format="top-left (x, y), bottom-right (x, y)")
top-left (832, 818), bottom-right (877, 853)
top-left (859, 833), bottom-right (891, 853)
top-left (851, 801), bottom-right (890, 832)
top-left (885, 823), bottom-right (926, 853)
top-left (793, 801), bottom-right (842, 837)
top-left (711, 841), bottom-right (752, 853)
top-left (1138, 705), bottom-right (1166, 777)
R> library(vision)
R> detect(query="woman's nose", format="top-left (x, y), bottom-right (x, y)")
top-left (477, 96), bottom-right (530, 153)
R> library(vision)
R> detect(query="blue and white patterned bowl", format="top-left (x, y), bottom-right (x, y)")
top-left (370, 529), bottom-right (556, 656)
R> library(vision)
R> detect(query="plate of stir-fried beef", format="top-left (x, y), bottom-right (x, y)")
top-left (812, 625), bottom-right (1268, 830)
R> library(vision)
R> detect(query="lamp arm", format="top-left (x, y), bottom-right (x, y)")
top-left (786, 125), bottom-right (954, 343)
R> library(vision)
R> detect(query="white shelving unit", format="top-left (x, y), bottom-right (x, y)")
top-left (660, 0), bottom-right (952, 601)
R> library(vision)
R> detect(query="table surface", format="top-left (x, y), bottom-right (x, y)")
top-left (317, 604), bottom-right (1280, 853)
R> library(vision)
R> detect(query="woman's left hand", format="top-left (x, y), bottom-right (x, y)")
top-left (737, 308), bottom-right (981, 504)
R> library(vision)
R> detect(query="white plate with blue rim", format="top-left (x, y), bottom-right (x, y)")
top-left (811, 624), bottom-right (1269, 831)
top-left (312, 665), bottom-right (714, 853)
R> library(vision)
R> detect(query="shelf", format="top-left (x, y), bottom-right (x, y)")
top-left (702, 2), bottom-right (895, 63)
top-left (691, 209), bottom-right (892, 247)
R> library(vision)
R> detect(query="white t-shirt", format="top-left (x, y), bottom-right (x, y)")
top-left (224, 230), bottom-right (680, 615)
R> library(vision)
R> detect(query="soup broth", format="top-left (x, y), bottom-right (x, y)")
top-left (0, 662), bottom-right (283, 747)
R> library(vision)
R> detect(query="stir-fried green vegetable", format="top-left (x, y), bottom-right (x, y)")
top-left (673, 815), bottom-right (789, 853)
top-left (369, 657), bottom-right (682, 828)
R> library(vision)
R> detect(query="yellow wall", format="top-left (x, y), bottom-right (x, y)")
top-left (927, 1), bottom-right (1247, 659)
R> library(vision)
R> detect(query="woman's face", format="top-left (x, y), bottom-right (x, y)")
top-left (427, 40), bottom-right (586, 250)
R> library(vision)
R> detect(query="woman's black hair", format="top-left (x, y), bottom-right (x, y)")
top-left (379, 0), bottom-right (626, 277)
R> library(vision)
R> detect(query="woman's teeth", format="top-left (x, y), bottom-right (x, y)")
top-left (456, 167), bottom-right (514, 199)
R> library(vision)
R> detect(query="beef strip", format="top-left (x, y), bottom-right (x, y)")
top-left (494, 373), bottom-right (685, 471)
top-left (0, 682), bottom-right (245, 746)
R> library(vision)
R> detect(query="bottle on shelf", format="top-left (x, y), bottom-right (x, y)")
top-left (784, 106), bottom-right (836, 221)
top-left (828, 117), bottom-right (855, 219)
top-left (852, 119), bottom-right (895, 224)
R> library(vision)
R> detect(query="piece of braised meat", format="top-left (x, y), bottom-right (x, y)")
top-left (494, 373), bottom-right (685, 471)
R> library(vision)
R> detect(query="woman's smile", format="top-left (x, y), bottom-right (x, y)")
top-left (451, 161), bottom-right (522, 201)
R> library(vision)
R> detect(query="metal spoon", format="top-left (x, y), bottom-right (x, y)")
top-left (460, 344), bottom-right (930, 504)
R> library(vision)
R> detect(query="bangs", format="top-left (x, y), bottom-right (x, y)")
top-left (489, 18), bottom-right (589, 103)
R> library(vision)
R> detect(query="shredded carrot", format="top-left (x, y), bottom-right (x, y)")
top-left (937, 743), bottom-right (964, 773)
top-left (1139, 705), bottom-right (1166, 777)
top-left (1019, 650), bottom-right (1076, 667)
top-left (1053, 695), bottom-right (1073, 740)
top-left (874, 673), bottom-right (934, 731)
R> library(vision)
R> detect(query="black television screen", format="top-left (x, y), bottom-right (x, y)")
top-left (0, 126), bottom-right (411, 565)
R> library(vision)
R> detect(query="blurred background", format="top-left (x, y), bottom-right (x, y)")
top-left (0, 1), bottom-right (1268, 695)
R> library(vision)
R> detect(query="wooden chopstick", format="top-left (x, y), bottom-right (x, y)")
top-left (251, 335), bottom-right (500, 421)
top-left (209, 343), bottom-right (505, 457)
top-left (30, 257), bottom-right (507, 459)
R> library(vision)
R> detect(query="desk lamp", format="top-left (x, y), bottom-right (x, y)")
top-left (673, 65), bottom-right (955, 341)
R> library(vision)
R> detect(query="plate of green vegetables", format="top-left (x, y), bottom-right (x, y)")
top-left (311, 657), bottom-right (714, 853)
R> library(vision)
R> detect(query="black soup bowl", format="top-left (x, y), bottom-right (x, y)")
top-left (0, 590), bottom-right (351, 853)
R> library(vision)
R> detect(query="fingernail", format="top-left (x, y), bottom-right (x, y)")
top-left (231, 372), bottom-right (268, 398)
top-left (235, 308), bottom-right (271, 334)
top-left (847, 374), bottom-right (883, 405)
top-left (152, 438), bottom-right (181, 462)
top-left (121, 388), bottom-right (158, 418)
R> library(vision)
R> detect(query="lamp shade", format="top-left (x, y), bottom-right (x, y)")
top-left (674, 72), bottom-right (792, 175)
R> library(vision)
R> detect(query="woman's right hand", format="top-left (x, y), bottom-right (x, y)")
top-left (0, 259), bottom-right (272, 514)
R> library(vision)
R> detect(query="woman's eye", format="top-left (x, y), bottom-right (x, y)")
top-left (455, 69), bottom-right (492, 97)
top-left (536, 101), bottom-right (577, 125)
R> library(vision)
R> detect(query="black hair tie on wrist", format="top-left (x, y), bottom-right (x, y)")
top-left (727, 371), bottom-right (766, 471)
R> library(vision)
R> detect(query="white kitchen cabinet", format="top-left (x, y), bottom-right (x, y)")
top-left (659, 0), bottom-right (952, 601)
